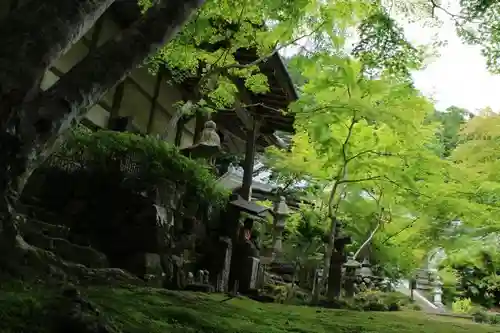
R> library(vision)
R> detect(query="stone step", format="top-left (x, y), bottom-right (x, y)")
top-left (21, 219), bottom-right (70, 239)
top-left (18, 203), bottom-right (65, 225)
top-left (22, 228), bottom-right (108, 269)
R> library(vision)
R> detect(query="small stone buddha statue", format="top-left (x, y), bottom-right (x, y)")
top-left (181, 120), bottom-right (221, 161)
top-left (199, 120), bottom-right (220, 147)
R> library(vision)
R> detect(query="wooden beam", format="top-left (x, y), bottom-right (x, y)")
top-left (174, 116), bottom-right (186, 146)
top-left (221, 129), bottom-right (244, 153)
top-left (108, 81), bottom-right (125, 128)
top-left (88, 16), bottom-right (105, 52)
top-left (79, 34), bottom-right (195, 136)
top-left (268, 54), bottom-right (298, 102)
top-left (232, 79), bottom-right (287, 151)
top-left (234, 101), bottom-right (254, 130)
top-left (146, 71), bottom-right (163, 133)
top-left (193, 111), bottom-right (209, 144)
top-left (49, 67), bottom-right (111, 112)
top-left (239, 117), bottom-right (260, 201)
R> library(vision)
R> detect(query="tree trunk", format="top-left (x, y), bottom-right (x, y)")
top-left (16, 0), bottom-right (205, 188)
top-left (0, 0), bottom-right (112, 249)
top-left (0, 0), bottom-right (115, 118)
top-left (353, 223), bottom-right (380, 260)
top-left (326, 250), bottom-right (343, 300)
top-left (0, 0), bottom-right (204, 249)
top-left (163, 101), bottom-right (193, 142)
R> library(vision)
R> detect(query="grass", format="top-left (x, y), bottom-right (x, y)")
top-left (1, 284), bottom-right (500, 333)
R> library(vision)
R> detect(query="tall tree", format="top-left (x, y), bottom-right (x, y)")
top-left (267, 54), bottom-right (452, 299)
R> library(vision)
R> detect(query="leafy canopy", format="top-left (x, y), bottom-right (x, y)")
top-left (138, 0), bottom-right (377, 110)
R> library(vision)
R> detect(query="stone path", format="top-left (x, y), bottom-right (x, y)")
top-left (394, 280), bottom-right (444, 313)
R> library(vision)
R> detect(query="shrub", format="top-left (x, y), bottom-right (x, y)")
top-left (352, 291), bottom-right (410, 312)
top-left (270, 284), bottom-right (310, 305)
top-left (409, 304), bottom-right (422, 311)
top-left (52, 128), bottom-right (230, 208)
top-left (471, 309), bottom-right (500, 325)
top-left (488, 314), bottom-right (500, 325)
top-left (471, 309), bottom-right (489, 323)
top-left (452, 298), bottom-right (473, 314)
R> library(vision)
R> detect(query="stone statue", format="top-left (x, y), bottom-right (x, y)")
top-left (186, 272), bottom-right (194, 285)
top-left (181, 120), bottom-right (221, 160)
top-left (197, 270), bottom-right (204, 284)
top-left (203, 270), bottom-right (210, 285)
top-left (199, 120), bottom-right (221, 147)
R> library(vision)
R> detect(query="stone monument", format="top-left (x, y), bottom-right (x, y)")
top-left (343, 254), bottom-right (361, 298)
top-left (433, 276), bottom-right (444, 309)
top-left (272, 196), bottom-right (290, 256)
top-left (181, 120), bottom-right (222, 162)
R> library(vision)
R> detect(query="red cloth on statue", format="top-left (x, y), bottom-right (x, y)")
top-left (243, 229), bottom-right (251, 241)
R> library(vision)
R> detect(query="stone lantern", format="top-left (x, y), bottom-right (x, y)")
top-left (272, 196), bottom-right (290, 255)
top-left (357, 258), bottom-right (374, 278)
top-left (433, 276), bottom-right (444, 309)
top-left (181, 120), bottom-right (221, 162)
top-left (343, 254), bottom-right (361, 297)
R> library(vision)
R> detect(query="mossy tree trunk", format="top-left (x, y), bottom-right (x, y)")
top-left (0, 0), bottom-right (205, 264)
top-left (0, 0), bottom-right (115, 120)
top-left (0, 0), bottom-right (115, 247)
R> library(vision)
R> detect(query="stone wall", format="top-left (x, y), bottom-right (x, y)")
top-left (21, 166), bottom-right (222, 288)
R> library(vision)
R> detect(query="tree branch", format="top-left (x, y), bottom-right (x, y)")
top-left (428, 0), bottom-right (468, 20)
top-left (337, 175), bottom-right (381, 185)
top-left (346, 149), bottom-right (397, 164)
top-left (214, 102), bottom-right (283, 114)
top-left (381, 217), bottom-right (420, 245)
top-left (353, 189), bottom-right (385, 259)
top-left (353, 223), bottom-right (380, 260)
top-left (341, 115), bottom-right (358, 164)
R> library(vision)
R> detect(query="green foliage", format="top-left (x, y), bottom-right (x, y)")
top-left (352, 291), bottom-right (411, 312)
top-left (452, 298), bottom-right (474, 314)
top-left (429, 106), bottom-right (469, 157)
top-left (57, 128), bottom-right (229, 208)
top-left (266, 53), bottom-right (451, 277)
top-left (138, 0), bottom-right (378, 112)
top-left (471, 308), bottom-right (500, 325)
top-left (440, 237), bottom-right (500, 308)
top-left (268, 283), bottom-right (309, 304)
top-left (352, 8), bottom-right (424, 80)
top-left (455, 0), bottom-right (500, 73)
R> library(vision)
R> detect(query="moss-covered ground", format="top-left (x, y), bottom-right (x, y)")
top-left (1, 285), bottom-right (499, 333)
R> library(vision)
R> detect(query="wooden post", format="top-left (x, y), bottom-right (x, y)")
top-left (240, 117), bottom-right (259, 201)
top-left (193, 111), bottom-right (208, 143)
top-left (174, 116), bottom-right (186, 146)
top-left (88, 16), bottom-right (105, 52)
top-left (107, 81), bottom-right (125, 128)
top-left (146, 71), bottom-right (163, 133)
